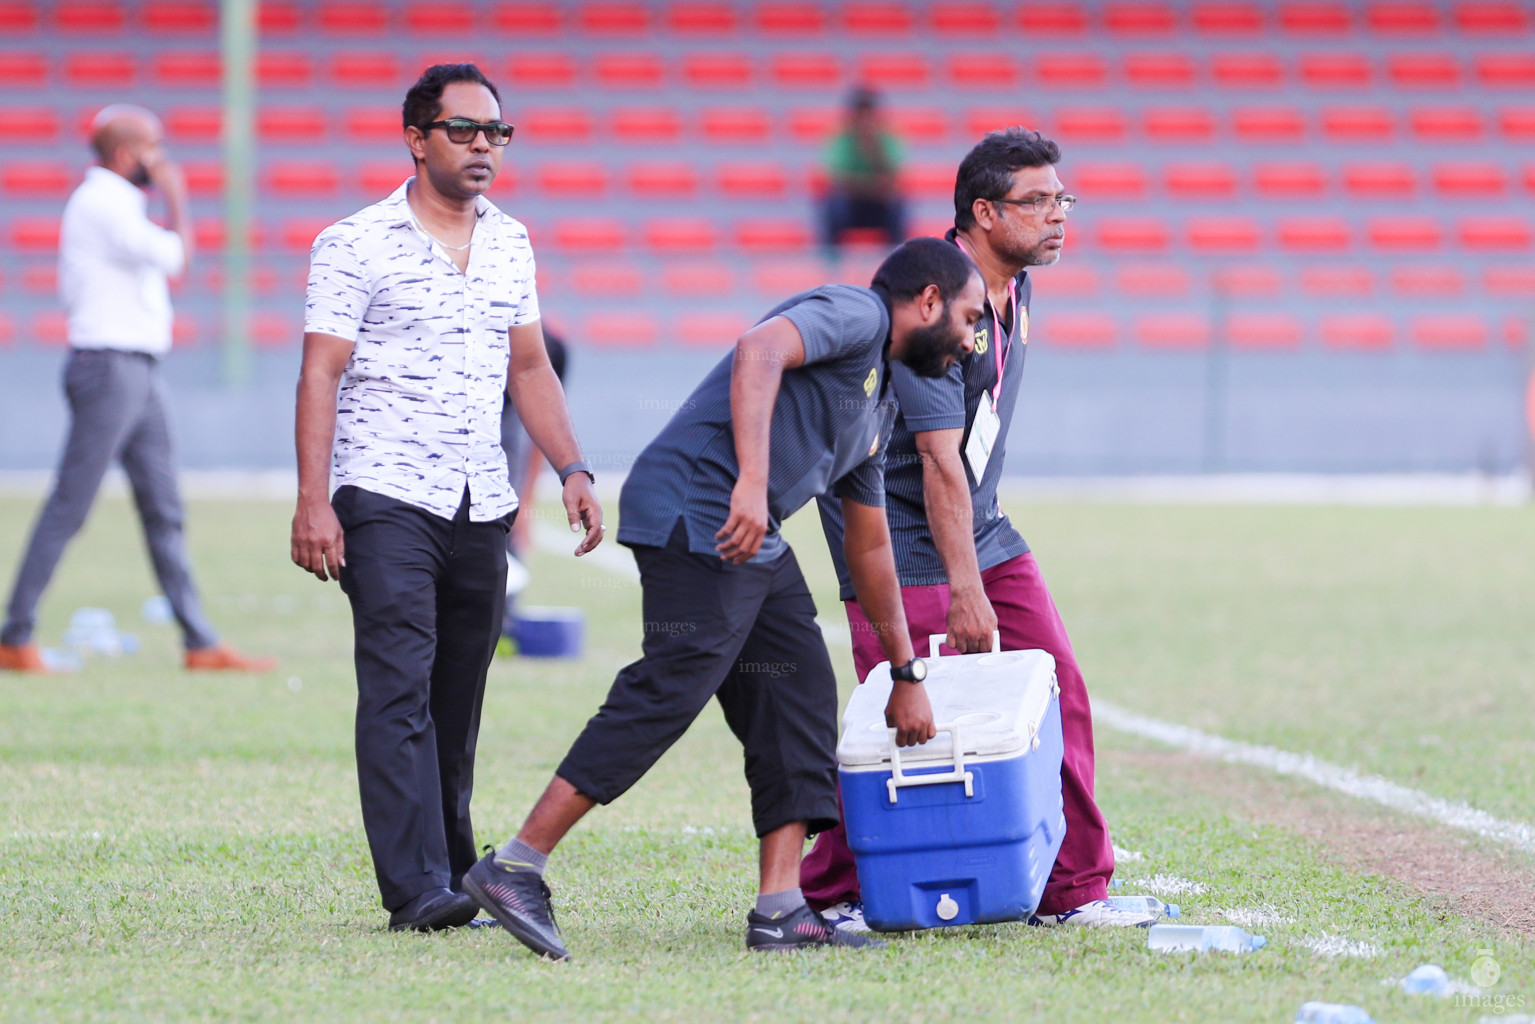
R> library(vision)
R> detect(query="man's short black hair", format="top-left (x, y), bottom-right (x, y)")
top-left (953, 128), bottom-right (1062, 231)
top-left (402, 62), bottom-right (501, 131)
top-left (871, 237), bottom-right (978, 304)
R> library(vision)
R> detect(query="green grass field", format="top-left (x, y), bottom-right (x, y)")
top-left (2, 493), bottom-right (1532, 1022)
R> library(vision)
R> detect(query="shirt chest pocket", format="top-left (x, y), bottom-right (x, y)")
top-left (484, 299), bottom-right (516, 334)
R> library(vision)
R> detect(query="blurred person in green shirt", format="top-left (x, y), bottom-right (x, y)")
top-left (819, 87), bottom-right (906, 254)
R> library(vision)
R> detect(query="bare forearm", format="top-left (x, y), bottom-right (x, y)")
top-left (509, 364), bottom-right (584, 470)
top-left (294, 374), bottom-right (339, 505)
top-left (923, 450), bottom-right (984, 595)
top-left (848, 550), bottom-right (915, 665)
top-left (730, 347), bottom-right (782, 487)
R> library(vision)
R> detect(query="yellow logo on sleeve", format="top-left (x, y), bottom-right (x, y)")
top-left (973, 325), bottom-right (989, 354)
top-left (863, 367), bottom-right (877, 396)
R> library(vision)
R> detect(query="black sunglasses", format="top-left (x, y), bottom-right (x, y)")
top-left (420, 118), bottom-right (515, 146)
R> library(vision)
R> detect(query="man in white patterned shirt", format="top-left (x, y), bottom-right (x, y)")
top-left (291, 64), bottom-right (603, 933)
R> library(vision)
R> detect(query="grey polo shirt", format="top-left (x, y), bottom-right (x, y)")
top-left (819, 231), bottom-right (1031, 601)
top-left (617, 285), bottom-right (897, 565)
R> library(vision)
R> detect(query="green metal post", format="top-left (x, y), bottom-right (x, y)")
top-left (220, 0), bottom-right (256, 389)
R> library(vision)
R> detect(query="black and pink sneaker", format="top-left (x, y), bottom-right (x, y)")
top-left (745, 903), bottom-right (886, 952)
top-left (462, 851), bottom-right (570, 961)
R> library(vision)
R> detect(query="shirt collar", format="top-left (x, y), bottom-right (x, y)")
top-left (84, 165), bottom-right (147, 208)
top-left (384, 176), bottom-right (494, 229)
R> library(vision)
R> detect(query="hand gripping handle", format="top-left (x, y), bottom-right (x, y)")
top-left (928, 631), bottom-right (1002, 659)
top-left (885, 721), bottom-right (974, 804)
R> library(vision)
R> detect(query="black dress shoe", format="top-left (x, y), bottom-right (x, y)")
top-left (388, 887), bottom-right (480, 932)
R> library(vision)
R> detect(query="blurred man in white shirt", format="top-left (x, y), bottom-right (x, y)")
top-left (0, 104), bottom-right (273, 674)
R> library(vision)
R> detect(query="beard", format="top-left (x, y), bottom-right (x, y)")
top-left (1002, 232), bottom-right (1064, 267)
top-left (899, 312), bottom-right (966, 379)
top-left (128, 161), bottom-right (151, 187)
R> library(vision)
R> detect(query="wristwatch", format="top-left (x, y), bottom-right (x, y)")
top-left (558, 460), bottom-right (594, 486)
top-left (891, 658), bottom-right (927, 683)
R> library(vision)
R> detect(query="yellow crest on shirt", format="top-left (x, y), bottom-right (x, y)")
top-left (973, 325), bottom-right (989, 355)
top-left (1018, 306), bottom-right (1029, 344)
top-left (863, 367), bottom-right (877, 396)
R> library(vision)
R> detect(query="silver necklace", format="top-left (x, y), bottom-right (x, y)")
top-left (407, 203), bottom-right (472, 252)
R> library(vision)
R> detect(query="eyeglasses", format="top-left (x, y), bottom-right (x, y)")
top-left (420, 118), bottom-right (515, 146)
top-left (992, 193), bottom-right (1077, 214)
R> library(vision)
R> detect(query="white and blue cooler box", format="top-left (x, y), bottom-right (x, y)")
top-left (838, 641), bottom-right (1066, 932)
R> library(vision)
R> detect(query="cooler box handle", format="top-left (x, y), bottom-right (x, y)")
top-left (927, 631), bottom-right (1002, 659)
top-left (886, 721), bottom-right (974, 804)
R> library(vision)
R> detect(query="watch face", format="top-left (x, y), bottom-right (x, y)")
top-left (911, 658), bottom-right (927, 682)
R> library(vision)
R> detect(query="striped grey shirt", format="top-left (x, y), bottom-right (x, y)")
top-left (304, 179), bottom-right (539, 522)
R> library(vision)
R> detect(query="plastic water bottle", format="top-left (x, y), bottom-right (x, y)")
top-left (140, 595), bottom-right (174, 624)
top-left (39, 647), bottom-right (82, 673)
top-left (1106, 895), bottom-right (1180, 919)
top-left (1294, 1002), bottom-right (1376, 1024)
top-left (65, 608), bottom-right (117, 655)
top-left (1148, 924), bottom-right (1266, 953)
top-left (1401, 964), bottom-right (1453, 996)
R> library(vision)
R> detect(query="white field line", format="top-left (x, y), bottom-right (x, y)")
top-left (1302, 935), bottom-right (1386, 959)
top-left (1095, 699), bottom-right (1535, 856)
top-left (1220, 906), bottom-right (1294, 929)
top-left (1126, 874), bottom-right (1209, 896)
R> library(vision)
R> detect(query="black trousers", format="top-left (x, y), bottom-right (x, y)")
top-left (333, 485), bottom-right (509, 911)
top-left (559, 529), bottom-right (841, 838)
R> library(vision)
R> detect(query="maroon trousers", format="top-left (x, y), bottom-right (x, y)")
top-left (799, 552), bottom-right (1115, 917)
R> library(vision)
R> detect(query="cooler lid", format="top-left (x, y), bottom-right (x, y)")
top-left (836, 648), bottom-right (1058, 768)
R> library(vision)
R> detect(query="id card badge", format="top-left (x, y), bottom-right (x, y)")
top-left (964, 399), bottom-right (1001, 481)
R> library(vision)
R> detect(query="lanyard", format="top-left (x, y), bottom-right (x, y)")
top-left (954, 236), bottom-right (1017, 409)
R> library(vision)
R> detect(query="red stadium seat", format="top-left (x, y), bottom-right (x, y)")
top-left (1502, 107), bottom-right (1535, 139)
top-left (152, 51), bottom-right (220, 86)
top-left (859, 53), bottom-right (930, 88)
top-left (772, 53), bottom-right (842, 88)
top-left (1030, 264), bottom-right (1099, 297)
top-left (595, 53), bottom-right (663, 88)
top-left (509, 54), bottom-right (576, 89)
top-left (755, 3), bottom-right (826, 32)
top-left (889, 108), bottom-right (947, 142)
top-left (537, 161), bottom-right (607, 196)
top-left (0, 53), bottom-right (46, 86)
top-left (1, 162), bottom-right (71, 196)
top-left (701, 107), bottom-right (771, 143)
top-left (1369, 215), bottom-right (1443, 250)
top-left (1453, 1), bottom-right (1530, 32)
top-left (842, 3), bottom-right (914, 33)
top-left (947, 53), bottom-right (1019, 87)
top-left (522, 107), bottom-right (593, 142)
top-left (1410, 106), bottom-right (1483, 139)
top-left (1459, 217), bottom-right (1531, 249)
top-left (643, 219), bottom-right (717, 253)
top-left (1096, 217), bottom-right (1170, 251)
top-left (680, 312), bottom-right (749, 348)
top-left (405, 2), bottom-right (474, 32)
top-left (165, 106), bottom-right (220, 142)
top-left (492, 3), bottom-right (561, 32)
top-left (1525, 163), bottom-right (1535, 192)
top-left (317, 1), bottom-right (386, 32)
top-left (1484, 266), bottom-right (1535, 294)
top-left (1343, 162), bottom-right (1415, 197)
top-left (56, 2), bottom-right (126, 31)
top-left (1412, 314), bottom-right (1486, 350)
top-left (1034, 53), bottom-right (1107, 88)
top-left (33, 311), bottom-right (69, 347)
top-left (752, 259), bottom-right (824, 294)
top-left (965, 107), bottom-right (1039, 136)
top-left (1213, 264), bottom-right (1282, 296)
top-left (553, 218), bottom-right (625, 252)
top-left (570, 262), bottom-right (640, 296)
top-left (585, 312), bottom-right (657, 348)
top-left (279, 218), bottom-right (331, 253)
top-left (735, 219), bottom-right (812, 251)
top-left (719, 162), bottom-right (790, 198)
top-left (1210, 52), bottom-right (1284, 87)
top-left (1303, 265), bottom-right (1373, 295)
top-left (1279, 2), bottom-right (1352, 33)
top-left (1366, 1), bottom-right (1439, 31)
top-left (1045, 313), bottom-right (1117, 349)
top-left (0, 312), bottom-right (12, 347)
top-left (143, 2), bottom-right (214, 31)
top-left (1300, 52), bottom-right (1374, 89)
top-left (259, 51), bottom-right (312, 87)
top-left (1118, 263), bottom-right (1191, 295)
top-left (181, 160), bottom-right (222, 195)
top-left (661, 262), bottom-right (733, 295)
top-left (1477, 54), bottom-right (1535, 87)
top-left (359, 161), bottom-right (407, 196)
top-left (1192, 1), bottom-right (1264, 32)
top-left (1125, 52), bottom-right (1197, 87)
top-left (684, 52), bottom-right (752, 88)
top-left (258, 2), bottom-right (301, 33)
top-left (1017, 3), bottom-right (1088, 33)
top-left (1388, 53), bottom-right (1461, 87)
top-left (1075, 162), bottom-right (1148, 198)
top-left (1188, 216), bottom-right (1262, 251)
top-left (613, 107), bottom-right (682, 142)
top-left (1136, 312), bottom-right (1210, 350)
top-left (264, 161), bottom-right (340, 196)
top-left (1227, 313), bottom-right (1301, 350)
top-left (329, 52), bottom-right (395, 87)
top-left (1145, 106), bottom-right (1216, 140)
top-left (10, 217), bottom-right (60, 251)
top-left (931, 2), bottom-right (1002, 33)
top-left (0, 3), bottom-right (39, 31)
top-left (626, 162), bottom-right (698, 196)
top-left (258, 106), bottom-right (324, 141)
top-left (579, 2), bottom-right (648, 32)
top-left (1279, 217), bottom-right (1351, 251)
top-left (1165, 162), bottom-right (1237, 196)
top-left (1322, 105), bottom-right (1394, 139)
top-left (1232, 106), bottom-right (1305, 140)
top-left (1390, 265), bottom-right (1465, 294)
top-left (344, 107), bottom-right (399, 142)
top-left (1254, 162), bottom-right (1326, 196)
top-left (1105, 2), bottom-right (1178, 32)
top-left (899, 163), bottom-right (955, 198)
top-left (64, 51), bottom-right (134, 85)
top-left (1321, 314), bottom-right (1392, 350)
top-left (1433, 162), bottom-right (1506, 196)
top-left (1055, 107), bottom-right (1128, 141)
top-left (666, 2), bottom-right (738, 33)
